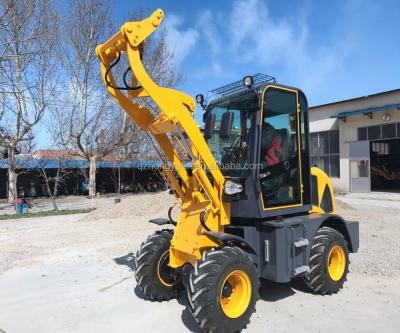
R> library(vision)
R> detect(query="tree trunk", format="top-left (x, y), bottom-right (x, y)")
top-left (118, 167), bottom-right (121, 197)
top-left (89, 156), bottom-right (97, 198)
top-left (7, 147), bottom-right (17, 205)
top-left (52, 179), bottom-right (59, 211)
top-left (50, 196), bottom-right (59, 211)
top-left (47, 181), bottom-right (58, 211)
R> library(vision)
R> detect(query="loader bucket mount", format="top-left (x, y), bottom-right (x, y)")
top-left (96, 9), bottom-right (229, 268)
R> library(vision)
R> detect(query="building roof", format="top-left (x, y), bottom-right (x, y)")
top-left (331, 103), bottom-right (400, 120)
top-left (34, 149), bottom-right (141, 163)
top-left (34, 149), bottom-right (84, 160)
top-left (310, 88), bottom-right (400, 110)
top-left (0, 157), bottom-right (162, 170)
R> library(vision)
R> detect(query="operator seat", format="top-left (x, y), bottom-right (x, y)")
top-left (261, 126), bottom-right (290, 202)
top-left (262, 126), bottom-right (289, 167)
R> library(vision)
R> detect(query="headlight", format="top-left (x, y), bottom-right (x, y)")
top-left (224, 179), bottom-right (243, 195)
top-left (243, 75), bottom-right (253, 88)
top-left (196, 94), bottom-right (204, 104)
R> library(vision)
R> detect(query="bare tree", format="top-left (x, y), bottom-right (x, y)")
top-left (54, 1), bottom-right (183, 198)
top-left (54, 0), bottom-right (134, 198)
top-left (110, 162), bottom-right (122, 197)
top-left (0, 0), bottom-right (58, 204)
top-left (38, 157), bottom-right (72, 211)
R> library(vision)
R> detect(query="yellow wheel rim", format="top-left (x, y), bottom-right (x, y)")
top-left (220, 270), bottom-right (252, 318)
top-left (327, 245), bottom-right (346, 281)
top-left (157, 251), bottom-right (174, 287)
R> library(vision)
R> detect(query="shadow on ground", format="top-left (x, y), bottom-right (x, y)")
top-left (179, 279), bottom-right (310, 333)
top-left (133, 285), bottom-right (148, 300)
top-left (114, 252), bottom-right (136, 271)
top-left (259, 278), bottom-right (310, 302)
top-left (113, 252), bottom-right (311, 332)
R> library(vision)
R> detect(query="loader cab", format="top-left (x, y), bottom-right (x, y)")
top-left (203, 76), bottom-right (311, 220)
top-left (203, 91), bottom-right (258, 176)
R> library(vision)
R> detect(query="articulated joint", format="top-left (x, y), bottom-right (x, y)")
top-left (122, 8), bottom-right (164, 47)
top-left (95, 8), bottom-right (164, 66)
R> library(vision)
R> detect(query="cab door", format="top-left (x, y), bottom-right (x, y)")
top-left (259, 86), bottom-right (303, 210)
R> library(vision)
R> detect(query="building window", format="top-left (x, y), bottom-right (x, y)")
top-left (329, 130), bottom-right (339, 154)
top-left (310, 130), bottom-right (340, 177)
top-left (358, 122), bottom-right (400, 141)
top-left (358, 127), bottom-right (367, 141)
top-left (382, 123), bottom-right (396, 138)
top-left (368, 126), bottom-right (381, 140)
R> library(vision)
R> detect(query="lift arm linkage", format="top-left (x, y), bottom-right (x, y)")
top-left (96, 9), bottom-right (229, 267)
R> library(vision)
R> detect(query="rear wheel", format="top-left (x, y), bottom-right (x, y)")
top-left (305, 226), bottom-right (349, 295)
top-left (134, 230), bottom-right (180, 301)
top-left (187, 246), bottom-right (259, 333)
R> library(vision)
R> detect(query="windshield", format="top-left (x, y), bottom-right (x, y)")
top-left (206, 92), bottom-right (258, 176)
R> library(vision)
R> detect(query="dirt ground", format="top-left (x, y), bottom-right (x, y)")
top-left (0, 191), bottom-right (399, 333)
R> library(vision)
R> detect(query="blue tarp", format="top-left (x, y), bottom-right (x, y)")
top-left (0, 157), bottom-right (162, 170)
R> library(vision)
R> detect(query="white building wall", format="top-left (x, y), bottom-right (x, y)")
top-left (309, 90), bottom-right (400, 192)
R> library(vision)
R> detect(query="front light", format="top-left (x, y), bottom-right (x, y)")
top-left (196, 94), bottom-right (204, 104)
top-left (243, 75), bottom-right (253, 88)
top-left (224, 179), bottom-right (243, 195)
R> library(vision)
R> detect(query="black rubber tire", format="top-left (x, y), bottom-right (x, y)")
top-left (305, 226), bottom-right (349, 295)
top-left (134, 229), bottom-right (179, 301)
top-left (187, 246), bottom-right (259, 333)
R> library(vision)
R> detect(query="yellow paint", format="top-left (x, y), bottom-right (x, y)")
top-left (96, 8), bottom-right (338, 273)
top-left (169, 198), bottom-right (224, 267)
top-left (149, 115), bottom-right (178, 135)
top-left (259, 85), bottom-right (304, 211)
top-left (309, 166), bottom-right (337, 214)
top-left (96, 9), bottom-right (229, 269)
top-left (157, 250), bottom-right (175, 287)
top-left (327, 245), bottom-right (346, 281)
top-left (220, 270), bottom-right (252, 318)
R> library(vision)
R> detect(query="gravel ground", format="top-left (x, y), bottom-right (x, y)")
top-left (0, 192), bottom-right (176, 274)
top-left (0, 193), bottom-right (142, 214)
top-left (335, 197), bottom-right (400, 276)
top-left (0, 191), bottom-right (399, 332)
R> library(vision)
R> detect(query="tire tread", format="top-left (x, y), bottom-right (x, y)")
top-left (135, 229), bottom-right (178, 301)
top-left (305, 226), bottom-right (349, 295)
top-left (187, 246), bottom-right (259, 332)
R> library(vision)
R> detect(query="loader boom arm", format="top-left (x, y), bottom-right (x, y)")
top-left (96, 9), bottom-right (229, 267)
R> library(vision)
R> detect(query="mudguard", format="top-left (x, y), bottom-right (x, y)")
top-left (203, 231), bottom-right (257, 254)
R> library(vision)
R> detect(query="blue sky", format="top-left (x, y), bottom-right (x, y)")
top-left (37, 0), bottom-right (400, 147)
top-left (112, 0), bottom-right (400, 106)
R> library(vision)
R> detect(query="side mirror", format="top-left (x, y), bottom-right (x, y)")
top-left (204, 113), bottom-right (215, 139)
top-left (220, 111), bottom-right (234, 138)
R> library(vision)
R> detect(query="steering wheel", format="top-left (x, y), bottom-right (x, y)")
top-left (261, 156), bottom-right (298, 180)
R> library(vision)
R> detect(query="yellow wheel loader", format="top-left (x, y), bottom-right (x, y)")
top-left (96, 9), bottom-right (359, 333)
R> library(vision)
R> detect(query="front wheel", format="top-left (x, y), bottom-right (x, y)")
top-left (134, 230), bottom-right (180, 301)
top-left (305, 226), bottom-right (349, 295)
top-left (187, 246), bottom-right (259, 333)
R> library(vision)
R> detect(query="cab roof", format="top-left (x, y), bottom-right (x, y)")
top-left (206, 73), bottom-right (276, 106)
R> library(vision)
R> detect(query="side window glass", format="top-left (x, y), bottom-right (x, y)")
top-left (260, 88), bottom-right (301, 208)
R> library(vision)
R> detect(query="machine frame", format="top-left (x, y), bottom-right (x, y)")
top-left (96, 8), bottom-right (359, 332)
top-left (95, 7), bottom-right (358, 276)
